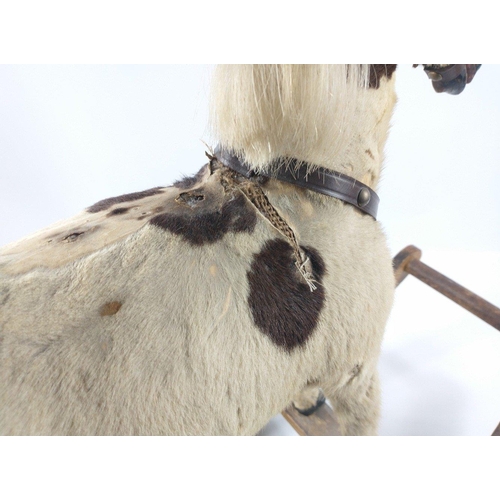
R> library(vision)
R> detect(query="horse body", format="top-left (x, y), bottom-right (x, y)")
top-left (0, 65), bottom-right (396, 435)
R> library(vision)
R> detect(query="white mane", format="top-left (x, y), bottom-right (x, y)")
top-left (209, 64), bottom-right (371, 172)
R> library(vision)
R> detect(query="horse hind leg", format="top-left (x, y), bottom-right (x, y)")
top-left (325, 369), bottom-right (381, 436)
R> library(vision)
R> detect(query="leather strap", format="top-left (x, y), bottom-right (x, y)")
top-left (215, 148), bottom-right (380, 220)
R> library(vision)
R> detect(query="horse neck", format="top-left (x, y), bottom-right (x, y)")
top-left (210, 64), bottom-right (397, 190)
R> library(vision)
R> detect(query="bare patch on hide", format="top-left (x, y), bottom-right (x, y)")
top-left (176, 190), bottom-right (206, 208)
top-left (368, 65), bottom-right (397, 89)
top-left (149, 191), bottom-right (256, 245)
top-left (100, 301), bottom-right (122, 316)
top-left (87, 187), bottom-right (165, 213)
top-left (247, 238), bottom-right (326, 351)
top-left (63, 231), bottom-right (84, 242)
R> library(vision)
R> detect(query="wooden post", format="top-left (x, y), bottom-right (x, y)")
top-left (393, 245), bottom-right (500, 331)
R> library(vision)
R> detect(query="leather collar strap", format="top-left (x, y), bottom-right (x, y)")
top-left (215, 148), bottom-right (380, 220)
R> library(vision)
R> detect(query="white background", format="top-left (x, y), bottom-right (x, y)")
top-left (1, 64), bottom-right (499, 436)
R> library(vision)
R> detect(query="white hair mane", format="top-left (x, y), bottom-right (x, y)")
top-left (209, 64), bottom-right (372, 173)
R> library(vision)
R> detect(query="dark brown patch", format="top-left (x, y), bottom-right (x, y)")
top-left (87, 187), bottom-right (164, 213)
top-left (247, 238), bottom-right (326, 351)
top-left (100, 301), bottom-right (122, 316)
top-left (149, 191), bottom-right (257, 245)
top-left (173, 164), bottom-right (209, 190)
top-left (365, 149), bottom-right (375, 160)
top-left (107, 207), bottom-right (130, 216)
top-left (368, 64), bottom-right (397, 89)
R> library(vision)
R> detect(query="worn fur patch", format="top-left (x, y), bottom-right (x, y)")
top-left (149, 191), bottom-right (256, 245)
top-left (247, 238), bottom-right (326, 351)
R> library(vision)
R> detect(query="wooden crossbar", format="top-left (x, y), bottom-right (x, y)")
top-left (282, 402), bottom-right (342, 436)
top-left (279, 244), bottom-right (500, 436)
top-left (393, 245), bottom-right (500, 331)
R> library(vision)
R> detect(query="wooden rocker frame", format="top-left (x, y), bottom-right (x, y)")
top-left (279, 245), bottom-right (500, 436)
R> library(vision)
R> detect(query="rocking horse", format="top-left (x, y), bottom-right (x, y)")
top-left (0, 64), bottom-right (488, 435)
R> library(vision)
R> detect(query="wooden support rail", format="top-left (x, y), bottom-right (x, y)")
top-left (282, 402), bottom-right (342, 436)
top-left (280, 244), bottom-right (500, 436)
top-left (393, 245), bottom-right (500, 331)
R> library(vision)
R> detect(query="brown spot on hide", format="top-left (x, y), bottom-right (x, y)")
top-left (247, 238), bottom-right (326, 351)
top-left (100, 301), bottom-right (122, 316)
top-left (107, 207), bottom-right (130, 216)
top-left (87, 187), bottom-right (164, 213)
top-left (369, 65), bottom-right (397, 88)
top-left (173, 164), bottom-right (209, 190)
top-left (365, 149), bottom-right (375, 160)
top-left (149, 191), bottom-right (256, 245)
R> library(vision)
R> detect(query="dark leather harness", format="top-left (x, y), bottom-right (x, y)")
top-left (215, 148), bottom-right (380, 220)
